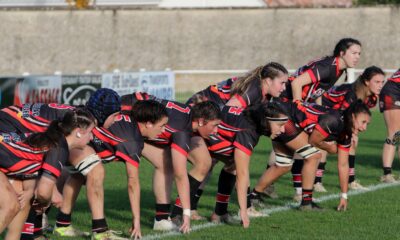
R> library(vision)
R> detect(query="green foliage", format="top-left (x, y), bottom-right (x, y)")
top-left (356, 0), bottom-right (400, 5)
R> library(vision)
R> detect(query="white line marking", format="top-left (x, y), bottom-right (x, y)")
top-left (142, 182), bottom-right (400, 240)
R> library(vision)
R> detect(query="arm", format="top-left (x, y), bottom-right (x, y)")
top-left (309, 129), bottom-right (337, 154)
top-left (171, 148), bottom-right (191, 233)
top-left (126, 163), bottom-right (142, 239)
top-left (233, 148), bottom-right (251, 228)
top-left (337, 147), bottom-right (349, 211)
top-left (291, 72), bottom-right (313, 101)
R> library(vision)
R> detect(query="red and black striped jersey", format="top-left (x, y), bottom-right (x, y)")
top-left (0, 103), bottom-right (75, 134)
top-left (121, 93), bottom-right (193, 157)
top-left (283, 101), bottom-right (351, 151)
top-left (206, 106), bottom-right (260, 158)
top-left (91, 114), bottom-right (144, 168)
top-left (322, 83), bottom-right (377, 110)
top-left (282, 56), bottom-right (344, 102)
top-left (0, 136), bottom-right (69, 179)
top-left (186, 77), bottom-right (264, 109)
top-left (388, 69), bottom-right (400, 83)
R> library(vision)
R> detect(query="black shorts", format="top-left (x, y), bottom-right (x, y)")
top-left (379, 80), bottom-right (400, 112)
top-left (273, 120), bottom-right (302, 144)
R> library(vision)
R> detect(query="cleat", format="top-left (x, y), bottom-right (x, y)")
top-left (191, 210), bottom-right (206, 221)
top-left (42, 213), bottom-right (53, 233)
top-left (91, 230), bottom-right (128, 240)
top-left (246, 206), bottom-right (267, 218)
top-left (153, 217), bottom-right (178, 231)
top-left (313, 182), bottom-right (327, 193)
top-left (349, 180), bottom-right (368, 190)
top-left (262, 185), bottom-right (279, 199)
top-left (293, 193), bottom-right (302, 202)
top-left (210, 212), bottom-right (240, 225)
top-left (250, 193), bottom-right (266, 209)
top-left (53, 225), bottom-right (90, 237)
top-left (298, 202), bottom-right (323, 211)
top-left (380, 174), bottom-right (397, 183)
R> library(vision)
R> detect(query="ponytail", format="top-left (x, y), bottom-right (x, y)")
top-left (25, 108), bottom-right (95, 149)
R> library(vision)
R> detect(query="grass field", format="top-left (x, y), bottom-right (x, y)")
top-left (3, 109), bottom-right (400, 240)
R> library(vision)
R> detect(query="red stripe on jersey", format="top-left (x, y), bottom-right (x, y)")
top-left (208, 140), bottom-right (231, 152)
top-left (233, 94), bottom-right (248, 108)
top-left (98, 150), bottom-right (113, 159)
top-left (92, 128), bottom-right (121, 146)
top-left (233, 142), bottom-right (252, 156)
top-left (389, 77), bottom-right (400, 83)
top-left (338, 145), bottom-right (350, 152)
top-left (121, 105), bottom-right (132, 111)
top-left (171, 143), bottom-right (188, 157)
top-left (314, 124), bottom-right (329, 138)
top-left (115, 151), bottom-right (139, 168)
top-left (210, 86), bottom-right (230, 100)
top-left (216, 193), bottom-right (230, 203)
top-left (218, 128), bottom-right (235, 138)
top-left (219, 122), bottom-right (242, 131)
top-left (33, 115), bottom-right (50, 124)
top-left (42, 162), bottom-right (61, 177)
top-left (1, 108), bottom-right (47, 132)
top-left (1, 143), bottom-right (44, 161)
top-left (7, 160), bottom-right (34, 172)
top-left (306, 69), bottom-right (317, 83)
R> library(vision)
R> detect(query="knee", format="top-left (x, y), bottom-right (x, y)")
top-left (2, 196), bottom-right (20, 219)
top-left (87, 166), bottom-right (105, 188)
top-left (195, 159), bottom-right (212, 177)
top-left (306, 152), bottom-right (322, 163)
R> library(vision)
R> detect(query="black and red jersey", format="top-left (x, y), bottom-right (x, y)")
top-left (0, 103), bottom-right (75, 134)
top-left (121, 93), bottom-right (193, 157)
top-left (90, 114), bottom-right (144, 168)
top-left (186, 77), bottom-right (264, 109)
top-left (322, 83), bottom-right (377, 110)
top-left (282, 101), bottom-right (351, 151)
top-left (281, 56), bottom-right (344, 102)
top-left (206, 106), bottom-right (260, 158)
top-left (0, 136), bottom-right (69, 179)
top-left (388, 69), bottom-right (400, 83)
top-left (379, 69), bottom-right (400, 112)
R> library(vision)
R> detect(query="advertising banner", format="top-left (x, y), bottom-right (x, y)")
top-left (61, 75), bottom-right (102, 105)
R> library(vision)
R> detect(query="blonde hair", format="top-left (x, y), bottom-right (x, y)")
top-left (231, 62), bottom-right (288, 97)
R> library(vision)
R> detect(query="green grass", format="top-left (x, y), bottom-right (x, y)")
top-left (3, 110), bottom-right (399, 240)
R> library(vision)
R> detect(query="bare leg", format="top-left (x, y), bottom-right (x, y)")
top-left (0, 173), bottom-right (20, 233)
top-left (5, 179), bottom-right (35, 240)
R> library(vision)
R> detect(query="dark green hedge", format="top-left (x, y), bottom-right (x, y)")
top-left (356, 0), bottom-right (400, 4)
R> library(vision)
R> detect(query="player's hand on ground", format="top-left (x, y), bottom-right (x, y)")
top-left (240, 209), bottom-right (250, 228)
top-left (180, 215), bottom-right (191, 234)
top-left (337, 198), bottom-right (347, 212)
top-left (129, 221), bottom-right (142, 239)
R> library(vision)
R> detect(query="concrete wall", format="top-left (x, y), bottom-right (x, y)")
top-left (0, 7), bottom-right (399, 78)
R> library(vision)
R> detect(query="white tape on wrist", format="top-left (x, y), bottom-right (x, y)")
top-left (183, 208), bottom-right (191, 217)
top-left (340, 192), bottom-right (348, 200)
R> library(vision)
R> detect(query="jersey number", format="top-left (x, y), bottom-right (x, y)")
top-left (115, 115), bottom-right (132, 122)
top-left (228, 107), bottom-right (243, 115)
top-left (48, 103), bottom-right (75, 110)
top-left (166, 102), bottom-right (191, 114)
